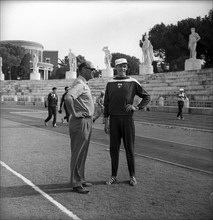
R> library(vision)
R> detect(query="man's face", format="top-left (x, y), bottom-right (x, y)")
top-left (116, 63), bottom-right (128, 76)
top-left (83, 65), bottom-right (95, 81)
top-left (53, 89), bottom-right (57, 94)
top-left (191, 28), bottom-right (195, 33)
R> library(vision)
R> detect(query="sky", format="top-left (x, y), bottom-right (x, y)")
top-left (0, 1), bottom-right (212, 69)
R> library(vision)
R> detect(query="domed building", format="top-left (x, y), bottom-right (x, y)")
top-left (0, 40), bottom-right (58, 80)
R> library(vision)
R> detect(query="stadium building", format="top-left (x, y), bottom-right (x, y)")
top-left (0, 40), bottom-right (58, 80)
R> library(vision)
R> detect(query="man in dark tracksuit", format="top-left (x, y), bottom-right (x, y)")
top-left (44, 87), bottom-right (58, 127)
top-left (104, 58), bottom-right (151, 186)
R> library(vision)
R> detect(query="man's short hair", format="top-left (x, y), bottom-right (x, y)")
top-left (52, 87), bottom-right (57, 90)
top-left (78, 61), bottom-right (92, 72)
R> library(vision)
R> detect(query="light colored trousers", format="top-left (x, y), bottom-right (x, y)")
top-left (69, 117), bottom-right (92, 187)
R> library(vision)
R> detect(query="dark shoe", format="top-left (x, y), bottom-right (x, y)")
top-left (82, 182), bottom-right (92, 187)
top-left (129, 176), bottom-right (137, 186)
top-left (106, 176), bottom-right (117, 185)
top-left (72, 186), bottom-right (89, 194)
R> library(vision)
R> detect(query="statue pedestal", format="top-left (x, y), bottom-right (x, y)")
top-left (0, 72), bottom-right (5, 80)
top-left (30, 72), bottom-right (40, 80)
top-left (185, 58), bottom-right (201, 71)
top-left (66, 71), bottom-right (77, 79)
top-left (101, 68), bottom-right (113, 77)
top-left (139, 63), bottom-right (153, 75)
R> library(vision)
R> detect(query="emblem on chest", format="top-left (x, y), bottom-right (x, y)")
top-left (117, 83), bottom-right (123, 88)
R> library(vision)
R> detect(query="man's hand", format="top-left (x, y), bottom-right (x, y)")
top-left (58, 109), bottom-right (62, 114)
top-left (125, 104), bottom-right (139, 112)
top-left (104, 118), bottom-right (110, 134)
top-left (73, 112), bottom-right (87, 118)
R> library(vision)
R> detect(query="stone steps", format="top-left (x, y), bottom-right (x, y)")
top-left (1, 68), bottom-right (212, 108)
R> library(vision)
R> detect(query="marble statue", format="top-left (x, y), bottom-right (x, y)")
top-left (139, 33), bottom-right (154, 74)
top-left (141, 34), bottom-right (154, 65)
top-left (32, 54), bottom-right (39, 73)
top-left (68, 49), bottom-right (77, 72)
top-left (66, 49), bottom-right (77, 79)
top-left (0, 57), bottom-right (5, 80)
top-left (188, 27), bottom-right (201, 59)
top-left (102, 46), bottom-right (112, 69)
top-left (30, 53), bottom-right (40, 80)
top-left (185, 27), bottom-right (202, 71)
top-left (101, 46), bottom-right (113, 77)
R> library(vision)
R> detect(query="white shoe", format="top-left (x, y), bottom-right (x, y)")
top-left (106, 176), bottom-right (117, 185)
top-left (129, 176), bottom-right (137, 186)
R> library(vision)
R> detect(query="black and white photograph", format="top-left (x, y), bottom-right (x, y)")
top-left (0, 1), bottom-right (212, 220)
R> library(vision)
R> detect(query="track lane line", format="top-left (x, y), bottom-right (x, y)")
top-left (0, 161), bottom-right (81, 220)
top-left (1, 118), bottom-right (212, 176)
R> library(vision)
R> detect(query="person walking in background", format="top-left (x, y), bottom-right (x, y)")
top-left (104, 58), bottom-right (151, 186)
top-left (93, 90), bottom-right (105, 123)
top-left (177, 88), bottom-right (187, 120)
top-left (64, 61), bottom-right (95, 194)
top-left (59, 86), bottom-right (70, 124)
top-left (44, 87), bottom-right (58, 127)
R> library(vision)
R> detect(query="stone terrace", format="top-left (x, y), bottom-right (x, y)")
top-left (0, 68), bottom-right (212, 113)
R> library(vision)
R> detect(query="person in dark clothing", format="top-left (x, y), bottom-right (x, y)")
top-left (104, 58), bottom-right (151, 186)
top-left (44, 87), bottom-right (58, 127)
top-left (93, 90), bottom-right (105, 123)
top-left (59, 86), bottom-right (70, 124)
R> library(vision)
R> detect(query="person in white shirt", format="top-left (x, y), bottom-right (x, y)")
top-left (177, 88), bottom-right (187, 120)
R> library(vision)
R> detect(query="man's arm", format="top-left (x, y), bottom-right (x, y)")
top-left (64, 94), bottom-right (76, 117)
top-left (59, 94), bottom-right (65, 110)
top-left (135, 83), bottom-right (151, 110)
top-left (64, 94), bottom-right (87, 118)
top-left (103, 86), bottom-right (110, 134)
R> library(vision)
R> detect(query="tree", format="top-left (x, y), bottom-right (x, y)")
top-left (111, 53), bottom-right (140, 75)
top-left (0, 43), bottom-right (26, 80)
top-left (149, 9), bottom-right (213, 71)
top-left (17, 53), bottom-right (31, 80)
top-left (53, 54), bottom-right (87, 79)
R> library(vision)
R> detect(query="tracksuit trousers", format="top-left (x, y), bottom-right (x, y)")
top-left (45, 106), bottom-right (57, 126)
top-left (109, 116), bottom-right (135, 177)
top-left (69, 117), bottom-right (92, 188)
top-left (177, 100), bottom-right (184, 118)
